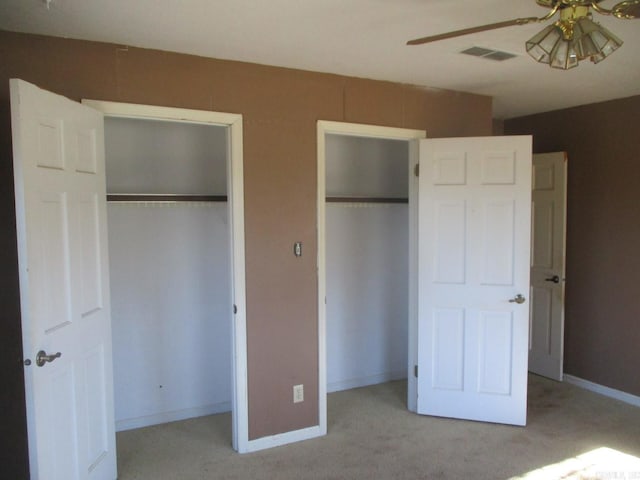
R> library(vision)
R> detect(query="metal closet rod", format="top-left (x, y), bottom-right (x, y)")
top-left (106, 194), bottom-right (406, 204)
top-left (107, 194), bottom-right (228, 202)
top-left (326, 196), bottom-right (408, 204)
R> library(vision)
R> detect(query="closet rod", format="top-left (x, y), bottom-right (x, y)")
top-left (107, 194), bottom-right (228, 203)
top-left (326, 196), bottom-right (408, 204)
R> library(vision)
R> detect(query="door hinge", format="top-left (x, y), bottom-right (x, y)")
top-left (414, 365), bottom-right (418, 378)
top-left (233, 304), bottom-right (237, 314)
top-left (414, 164), bottom-right (420, 177)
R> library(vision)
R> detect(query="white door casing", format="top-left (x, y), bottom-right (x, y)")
top-left (11, 79), bottom-right (117, 479)
top-left (316, 120), bottom-right (426, 429)
top-left (417, 136), bottom-right (532, 426)
top-left (529, 152), bottom-right (567, 381)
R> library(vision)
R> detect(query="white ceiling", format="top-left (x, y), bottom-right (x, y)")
top-left (1, 0), bottom-right (639, 119)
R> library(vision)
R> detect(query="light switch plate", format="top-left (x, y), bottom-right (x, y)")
top-left (293, 384), bottom-right (304, 403)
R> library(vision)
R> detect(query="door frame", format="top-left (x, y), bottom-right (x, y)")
top-left (317, 120), bottom-right (426, 431)
top-left (82, 101), bottom-right (250, 452)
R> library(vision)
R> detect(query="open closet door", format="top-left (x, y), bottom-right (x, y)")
top-left (529, 152), bottom-right (567, 382)
top-left (11, 79), bottom-right (117, 479)
top-left (416, 136), bottom-right (532, 426)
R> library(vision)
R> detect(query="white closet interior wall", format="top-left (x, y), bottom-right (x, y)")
top-left (105, 117), bottom-right (232, 431)
top-left (326, 134), bottom-right (409, 392)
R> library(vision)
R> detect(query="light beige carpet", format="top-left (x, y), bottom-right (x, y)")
top-left (116, 375), bottom-right (640, 479)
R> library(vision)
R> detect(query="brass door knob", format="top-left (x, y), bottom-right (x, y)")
top-left (509, 294), bottom-right (526, 304)
top-left (36, 350), bottom-right (62, 367)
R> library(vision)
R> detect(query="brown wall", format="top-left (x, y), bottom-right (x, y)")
top-left (0, 30), bottom-right (492, 476)
top-left (505, 95), bottom-right (640, 398)
top-left (0, 84), bottom-right (29, 479)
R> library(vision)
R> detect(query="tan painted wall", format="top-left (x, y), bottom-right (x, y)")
top-left (505, 95), bottom-right (640, 398)
top-left (0, 29), bottom-right (491, 474)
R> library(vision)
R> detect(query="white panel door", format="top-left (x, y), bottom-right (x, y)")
top-left (417, 136), bottom-right (532, 426)
top-left (529, 152), bottom-right (567, 381)
top-left (11, 79), bottom-right (116, 479)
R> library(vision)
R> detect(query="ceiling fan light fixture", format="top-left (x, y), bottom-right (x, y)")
top-left (408, 0), bottom-right (635, 69)
top-left (526, 13), bottom-right (624, 69)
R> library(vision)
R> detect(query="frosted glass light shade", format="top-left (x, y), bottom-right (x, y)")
top-left (573, 17), bottom-right (623, 63)
top-left (526, 24), bottom-right (579, 69)
top-left (526, 24), bottom-right (564, 64)
top-left (550, 37), bottom-right (579, 69)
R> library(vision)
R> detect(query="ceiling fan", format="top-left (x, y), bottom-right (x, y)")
top-left (407, 0), bottom-right (640, 69)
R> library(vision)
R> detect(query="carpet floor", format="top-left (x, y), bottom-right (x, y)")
top-left (116, 375), bottom-right (640, 479)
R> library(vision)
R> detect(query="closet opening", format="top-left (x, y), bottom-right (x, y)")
top-left (325, 135), bottom-right (409, 393)
top-left (105, 116), bottom-right (233, 436)
top-left (317, 121), bottom-right (426, 432)
top-left (82, 98), bottom-right (249, 452)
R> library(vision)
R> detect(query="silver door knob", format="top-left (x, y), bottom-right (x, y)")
top-left (36, 350), bottom-right (62, 367)
top-left (509, 294), bottom-right (526, 304)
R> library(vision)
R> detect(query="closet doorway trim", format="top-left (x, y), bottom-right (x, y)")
top-left (316, 120), bottom-right (426, 435)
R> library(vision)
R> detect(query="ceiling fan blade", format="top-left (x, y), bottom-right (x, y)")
top-left (407, 17), bottom-right (538, 46)
top-left (612, 0), bottom-right (640, 18)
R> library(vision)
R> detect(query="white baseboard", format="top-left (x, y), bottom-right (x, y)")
top-left (563, 374), bottom-right (640, 408)
top-left (238, 425), bottom-right (325, 454)
top-left (115, 401), bottom-right (232, 432)
top-left (328, 370), bottom-right (407, 393)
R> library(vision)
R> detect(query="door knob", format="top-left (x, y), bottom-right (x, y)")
top-left (545, 275), bottom-right (560, 284)
top-left (36, 350), bottom-right (61, 367)
top-left (509, 294), bottom-right (526, 304)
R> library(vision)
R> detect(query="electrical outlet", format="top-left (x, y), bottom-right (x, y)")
top-left (293, 384), bottom-right (304, 403)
